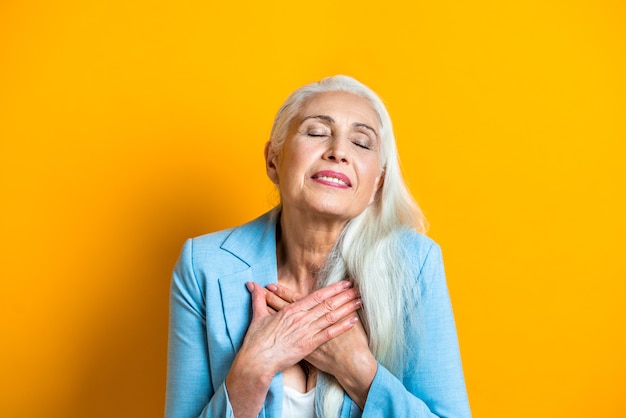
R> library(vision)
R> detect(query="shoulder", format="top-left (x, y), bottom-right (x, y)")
top-left (397, 228), bottom-right (441, 263)
top-left (393, 228), bottom-right (446, 291)
top-left (185, 227), bottom-right (236, 258)
top-left (176, 209), bottom-right (277, 278)
top-left (190, 209), bottom-right (274, 250)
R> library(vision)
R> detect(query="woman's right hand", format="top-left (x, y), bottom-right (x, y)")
top-left (225, 280), bottom-right (361, 418)
top-left (265, 282), bottom-right (378, 410)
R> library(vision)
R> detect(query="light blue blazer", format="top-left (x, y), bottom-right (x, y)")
top-left (165, 211), bottom-right (471, 418)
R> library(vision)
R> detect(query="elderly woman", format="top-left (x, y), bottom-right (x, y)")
top-left (165, 76), bottom-right (471, 418)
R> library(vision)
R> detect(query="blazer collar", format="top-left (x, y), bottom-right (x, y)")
top-left (220, 209), bottom-right (278, 268)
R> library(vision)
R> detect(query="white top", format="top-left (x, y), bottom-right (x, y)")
top-left (282, 386), bottom-right (316, 418)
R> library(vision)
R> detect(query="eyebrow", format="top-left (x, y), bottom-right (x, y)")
top-left (301, 115), bottom-right (379, 137)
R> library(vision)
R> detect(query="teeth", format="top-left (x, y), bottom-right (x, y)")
top-left (317, 176), bottom-right (348, 186)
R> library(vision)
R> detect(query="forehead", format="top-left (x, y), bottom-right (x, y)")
top-left (297, 91), bottom-right (380, 129)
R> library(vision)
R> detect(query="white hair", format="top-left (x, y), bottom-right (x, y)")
top-left (267, 75), bottom-right (427, 417)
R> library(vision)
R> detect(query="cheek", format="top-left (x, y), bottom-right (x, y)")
top-left (359, 160), bottom-right (383, 198)
top-left (361, 157), bottom-right (383, 183)
top-left (282, 145), bottom-right (316, 174)
top-left (277, 156), bottom-right (309, 190)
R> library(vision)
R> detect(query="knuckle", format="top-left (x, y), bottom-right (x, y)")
top-left (282, 304), bottom-right (297, 316)
top-left (323, 328), bottom-right (333, 340)
top-left (312, 292), bottom-right (324, 305)
top-left (325, 311), bottom-right (337, 324)
top-left (323, 298), bottom-right (336, 311)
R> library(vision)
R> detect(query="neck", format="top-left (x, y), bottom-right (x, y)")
top-left (276, 207), bottom-right (346, 295)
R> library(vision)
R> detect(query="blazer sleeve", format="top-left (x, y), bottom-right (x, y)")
top-left (165, 238), bottom-right (235, 418)
top-left (359, 242), bottom-right (471, 418)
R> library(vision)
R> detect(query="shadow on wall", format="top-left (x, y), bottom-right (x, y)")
top-left (62, 166), bottom-right (243, 417)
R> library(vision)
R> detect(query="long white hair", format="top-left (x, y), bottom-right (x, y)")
top-left (267, 75), bottom-right (427, 417)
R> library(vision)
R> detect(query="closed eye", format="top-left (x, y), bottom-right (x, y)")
top-left (307, 133), bottom-right (328, 138)
top-left (353, 141), bottom-right (371, 150)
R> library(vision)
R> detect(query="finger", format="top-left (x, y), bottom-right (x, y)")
top-left (266, 283), bottom-right (303, 303)
top-left (295, 280), bottom-right (353, 311)
top-left (310, 315), bottom-right (359, 347)
top-left (265, 290), bottom-right (291, 312)
top-left (302, 287), bottom-right (360, 324)
top-left (247, 282), bottom-right (269, 321)
top-left (266, 282), bottom-right (359, 313)
top-left (309, 295), bottom-right (362, 328)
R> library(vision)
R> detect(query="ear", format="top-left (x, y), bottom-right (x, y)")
top-left (368, 168), bottom-right (385, 205)
top-left (264, 141), bottom-right (279, 185)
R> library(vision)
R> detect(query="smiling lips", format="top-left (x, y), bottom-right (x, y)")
top-left (311, 170), bottom-right (352, 188)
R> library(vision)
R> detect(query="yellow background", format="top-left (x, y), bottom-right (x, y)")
top-left (1, 0), bottom-right (625, 417)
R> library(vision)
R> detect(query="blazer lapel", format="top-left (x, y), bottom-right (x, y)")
top-left (218, 211), bottom-right (279, 353)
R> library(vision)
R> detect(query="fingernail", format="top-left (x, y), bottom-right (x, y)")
top-left (355, 298), bottom-right (362, 306)
top-left (246, 282), bottom-right (254, 292)
top-left (349, 316), bottom-right (359, 324)
top-left (342, 280), bottom-right (352, 288)
top-left (266, 284), bottom-right (278, 292)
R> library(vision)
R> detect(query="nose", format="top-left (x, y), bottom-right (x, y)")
top-left (322, 138), bottom-right (349, 163)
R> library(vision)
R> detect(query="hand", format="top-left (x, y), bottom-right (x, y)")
top-left (244, 280), bottom-right (362, 370)
top-left (225, 280), bottom-right (361, 418)
top-left (265, 282), bottom-right (378, 410)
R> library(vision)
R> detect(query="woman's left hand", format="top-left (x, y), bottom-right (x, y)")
top-left (265, 283), bottom-right (378, 409)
